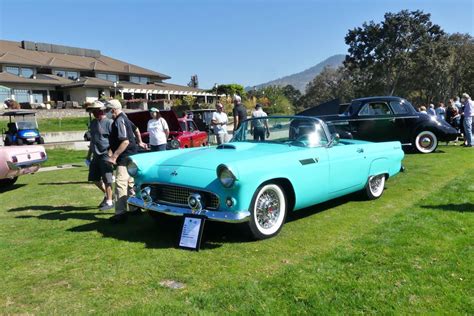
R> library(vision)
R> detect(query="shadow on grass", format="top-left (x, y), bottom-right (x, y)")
top-left (287, 191), bottom-right (366, 222)
top-left (68, 213), bottom-right (250, 250)
top-left (9, 205), bottom-right (94, 212)
top-left (0, 184), bottom-right (26, 193)
top-left (38, 181), bottom-right (91, 185)
top-left (420, 203), bottom-right (474, 213)
top-left (9, 192), bottom-right (363, 250)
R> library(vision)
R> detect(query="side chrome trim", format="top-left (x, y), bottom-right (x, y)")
top-left (128, 196), bottom-right (250, 223)
top-left (326, 116), bottom-right (419, 123)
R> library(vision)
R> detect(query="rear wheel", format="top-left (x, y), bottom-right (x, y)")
top-left (16, 138), bottom-right (23, 145)
top-left (364, 174), bottom-right (385, 200)
top-left (413, 130), bottom-right (438, 153)
top-left (248, 183), bottom-right (287, 240)
top-left (4, 137), bottom-right (12, 146)
top-left (0, 177), bottom-right (18, 188)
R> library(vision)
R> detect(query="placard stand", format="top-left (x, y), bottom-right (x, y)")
top-left (178, 214), bottom-right (205, 251)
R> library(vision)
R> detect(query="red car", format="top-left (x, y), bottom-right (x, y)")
top-left (127, 110), bottom-right (208, 149)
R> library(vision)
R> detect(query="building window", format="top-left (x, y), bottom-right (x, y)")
top-left (20, 67), bottom-right (34, 78)
top-left (54, 70), bottom-right (78, 80)
top-left (5, 66), bottom-right (20, 76)
top-left (66, 71), bottom-right (79, 80)
top-left (97, 73), bottom-right (118, 82)
top-left (130, 75), bottom-right (148, 84)
top-left (14, 89), bottom-right (30, 103)
top-left (54, 70), bottom-right (66, 77)
top-left (0, 86), bottom-right (11, 103)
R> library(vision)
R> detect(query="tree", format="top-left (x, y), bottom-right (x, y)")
top-left (297, 66), bottom-right (354, 111)
top-left (345, 10), bottom-right (445, 96)
top-left (183, 95), bottom-right (197, 109)
top-left (282, 85), bottom-right (302, 107)
top-left (214, 84), bottom-right (246, 99)
top-left (188, 75), bottom-right (199, 88)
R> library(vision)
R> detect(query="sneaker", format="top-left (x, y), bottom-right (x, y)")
top-left (99, 203), bottom-right (114, 211)
top-left (98, 197), bottom-right (107, 208)
top-left (128, 208), bottom-right (143, 216)
top-left (109, 213), bottom-right (127, 223)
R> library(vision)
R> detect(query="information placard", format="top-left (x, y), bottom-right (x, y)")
top-left (179, 215), bottom-right (205, 251)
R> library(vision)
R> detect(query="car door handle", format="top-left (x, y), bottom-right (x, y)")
top-left (356, 148), bottom-right (364, 153)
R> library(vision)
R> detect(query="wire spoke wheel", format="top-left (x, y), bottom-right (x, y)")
top-left (249, 183), bottom-right (287, 239)
top-left (365, 174), bottom-right (385, 200)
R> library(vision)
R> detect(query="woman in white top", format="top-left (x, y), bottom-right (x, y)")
top-left (147, 108), bottom-right (169, 151)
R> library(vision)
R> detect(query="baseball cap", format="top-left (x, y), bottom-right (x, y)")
top-left (105, 99), bottom-right (122, 110)
top-left (216, 103), bottom-right (223, 108)
top-left (149, 107), bottom-right (160, 112)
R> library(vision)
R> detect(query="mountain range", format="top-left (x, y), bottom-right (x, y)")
top-left (248, 54), bottom-right (346, 92)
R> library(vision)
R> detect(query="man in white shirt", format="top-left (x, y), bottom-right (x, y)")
top-left (211, 103), bottom-right (228, 145)
top-left (251, 104), bottom-right (270, 141)
top-left (147, 108), bottom-right (169, 151)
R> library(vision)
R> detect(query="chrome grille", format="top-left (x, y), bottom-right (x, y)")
top-left (144, 184), bottom-right (219, 210)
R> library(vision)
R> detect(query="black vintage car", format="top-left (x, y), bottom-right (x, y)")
top-left (302, 96), bottom-right (459, 154)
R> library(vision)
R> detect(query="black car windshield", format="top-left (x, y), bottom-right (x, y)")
top-left (231, 117), bottom-right (329, 148)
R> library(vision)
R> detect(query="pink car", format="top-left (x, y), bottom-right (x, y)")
top-left (0, 145), bottom-right (47, 188)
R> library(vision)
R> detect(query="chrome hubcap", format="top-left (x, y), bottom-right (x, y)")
top-left (256, 189), bottom-right (280, 229)
top-left (420, 136), bottom-right (433, 148)
top-left (369, 176), bottom-right (383, 193)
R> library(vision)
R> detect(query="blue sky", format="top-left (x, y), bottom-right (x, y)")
top-left (0, 0), bottom-right (472, 89)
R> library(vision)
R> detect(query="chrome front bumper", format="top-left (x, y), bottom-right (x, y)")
top-left (127, 196), bottom-right (250, 223)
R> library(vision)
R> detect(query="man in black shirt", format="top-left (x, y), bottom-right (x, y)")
top-left (105, 99), bottom-right (139, 223)
top-left (232, 95), bottom-right (247, 133)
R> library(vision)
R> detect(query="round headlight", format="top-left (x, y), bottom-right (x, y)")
top-left (127, 159), bottom-right (138, 177)
top-left (217, 164), bottom-right (236, 188)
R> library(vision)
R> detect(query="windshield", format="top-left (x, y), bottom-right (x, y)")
top-left (231, 117), bottom-right (329, 148)
top-left (15, 116), bottom-right (38, 130)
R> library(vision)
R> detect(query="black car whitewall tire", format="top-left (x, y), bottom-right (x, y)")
top-left (414, 131), bottom-right (438, 154)
top-left (248, 183), bottom-right (287, 240)
top-left (365, 174), bottom-right (385, 200)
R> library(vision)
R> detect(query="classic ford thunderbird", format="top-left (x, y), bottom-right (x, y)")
top-left (127, 116), bottom-right (404, 239)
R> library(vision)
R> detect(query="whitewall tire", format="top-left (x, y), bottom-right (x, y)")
top-left (248, 183), bottom-right (287, 240)
top-left (414, 131), bottom-right (438, 154)
top-left (365, 175), bottom-right (385, 200)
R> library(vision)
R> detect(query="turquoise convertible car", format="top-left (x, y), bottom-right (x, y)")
top-left (127, 116), bottom-right (404, 240)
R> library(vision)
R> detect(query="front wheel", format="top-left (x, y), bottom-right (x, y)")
top-left (413, 130), bottom-right (438, 154)
top-left (16, 138), bottom-right (23, 146)
top-left (248, 183), bottom-right (287, 240)
top-left (38, 137), bottom-right (45, 144)
top-left (364, 174), bottom-right (385, 200)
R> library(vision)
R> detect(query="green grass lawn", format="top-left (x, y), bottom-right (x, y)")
top-left (38, 117), bottom-right (89, 133)
top-left (42, 149), bottom-right (88, 167)
top-left (0, 146), bottom-right (472, 314)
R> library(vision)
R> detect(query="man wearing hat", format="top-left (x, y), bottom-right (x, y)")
top-left (147, 107), bottom-right (169, 151)
top-left (211, 103), bottom-right (228, 145)
top-left (85, 101), bottom-right (114, 211)
top-left (461, 93), bottom-right (474, 147)
top-left (250, 104), bottom-right (270, 141)
top-left (104, 99), bottom-right (139, 222)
